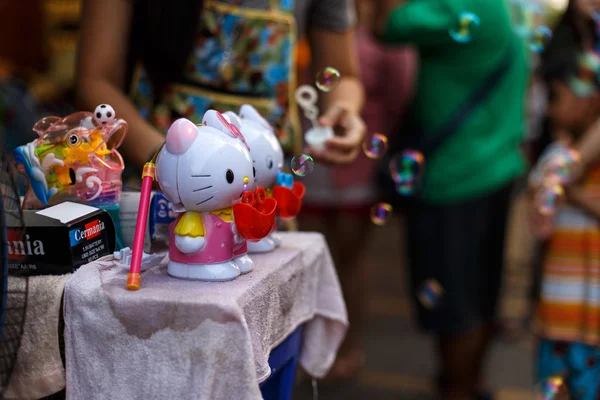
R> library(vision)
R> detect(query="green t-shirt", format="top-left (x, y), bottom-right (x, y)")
top-left (381, 0), bottom-right (529, 204)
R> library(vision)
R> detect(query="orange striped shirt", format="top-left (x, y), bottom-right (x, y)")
top-left (534, 148), bottom-right (600, 346)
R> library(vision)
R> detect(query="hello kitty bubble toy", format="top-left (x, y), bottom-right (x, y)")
top-left (152, 111), bottom-right (277, 282)
top-left (225, 105), bottom-right (306, 253)
top-left (296, 85), bottom-right (334, 152)
top-left (15, 104), bottom-right (127, 209)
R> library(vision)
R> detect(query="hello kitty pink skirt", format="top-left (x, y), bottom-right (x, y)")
top-left (169, 213), bottom-right (247, 265)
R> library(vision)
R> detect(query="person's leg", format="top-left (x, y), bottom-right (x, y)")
top-left (299, 206), bottom-right (371, 380)
top-left (405, 200), bottom-right (482, 399)
top-left (468, 184), bottom-right (514, 395)
top-left (406, 184), bottom-right (513, 399)
top-left (330, 209), bottom-right (371, 375)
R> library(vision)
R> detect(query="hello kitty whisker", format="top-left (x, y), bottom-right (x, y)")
top-left (191, 174), bottom-right (211, 178)
top-left (193, 185), bottom-right (213, 192)
top-left (196, 196), bottom-right (214, 205)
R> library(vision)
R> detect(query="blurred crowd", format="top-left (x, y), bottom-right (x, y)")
top-left (4, 0), bottom-right (600, 399)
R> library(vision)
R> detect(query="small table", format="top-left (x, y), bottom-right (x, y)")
top-left (63, 232), bottom-right (347, 400)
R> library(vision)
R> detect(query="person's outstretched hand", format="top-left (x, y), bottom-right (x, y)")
top-left (305, 102), bottom-right (366, 165)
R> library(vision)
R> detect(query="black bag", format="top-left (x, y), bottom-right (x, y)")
top-left (377, 44), bottom-right (514, 208)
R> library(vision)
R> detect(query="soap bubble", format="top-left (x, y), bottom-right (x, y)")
top-left (418, 279), bottom-right (444, 309)
top-left (449, 11), bottom-right (480, 43)
top-left (316, 67), bottom-right (341, 92)
top-left (529, 25), bottom-right (552, 53)
top-left (535, 183), bottom-right (563, 216)
top-left (370, 203), bottom-right (392, 226)
top-left (362, 134), bottom-right (388, 159)
top-left (390, 150), bottom-right (425, 195)
top-left (542, 149), bottom-right (580, 186)
top-left (544, 157), bottom-right (571, 185)
top-left (511, 1), bottom-right (544, 37)
top-left (534, 375), bottom-right (569, 400)
top-left (290, 154), bottom-right (315, 176)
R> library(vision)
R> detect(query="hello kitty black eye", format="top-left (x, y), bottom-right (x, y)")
top-left (226, 169), bottom-right (234, 184)
top-left (266, 156), bottom-right (274, 169)
top-left (253, 166), bottom-right (256, 178)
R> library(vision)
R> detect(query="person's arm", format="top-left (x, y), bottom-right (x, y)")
top-left (76, 0), bottom-right (164, 171)
top-left (565, 184), bottom-right (600, 220)
top-left (308, 21), bottom-right (366, 164)
top-left (570, 121), bottom-right (600, 182)
top-left (373, 0), bottom-right (452, 46)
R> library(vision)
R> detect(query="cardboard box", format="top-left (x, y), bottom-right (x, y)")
top-left (6, 202), bottom-right (116, 276)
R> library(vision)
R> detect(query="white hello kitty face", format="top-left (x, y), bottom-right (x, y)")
top-left (156, 111), bottom-right (253, 212)
top-left (225, 106), bottom-right (283, 190)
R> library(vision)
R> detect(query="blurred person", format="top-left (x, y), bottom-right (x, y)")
top-left (528, 47), bottom-right (600, 400)
top-left (299, 0), bottom-right (417, 380)
top-left (527, 0), bottom-right (600, 340)
top-left (76, 0), bottom-right (365, 173)
top-left (374, 1), bottom-right (529, 399)
top-left (534, 0), bottom-right (600, 164)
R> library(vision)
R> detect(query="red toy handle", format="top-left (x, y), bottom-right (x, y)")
top-left (126, 163), bottom-right (155, 290)
top-left (254, 188), bottom-right (266, 205)
top-left (242, 191), bottom-right (255, 205)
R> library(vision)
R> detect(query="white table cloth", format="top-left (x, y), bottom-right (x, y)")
top-left (64, 232), bottom-right (348, 400)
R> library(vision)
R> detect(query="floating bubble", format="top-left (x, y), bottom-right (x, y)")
top-left (389, 150), bottom-right (425, 195)
top-left (316, 67), bottom-right (341, 92)
top-left (542, 149), bottom-right (580, 185)
top-left (511, 0), bottom-right (544, 37)
top-left (529, 25), bottom-right (552, 53)
top-left (544, 157), bottom-right (570, 185)
top-left (290, 154), bottom-right (315, 176)
top-left (449, 11), bottom-right (480, 43)
top-left (370, 203), bottom-right (392, 226)
top-left (418, 279), bottom-right (445, 309)
top-left (535, 183), bottom-right (564, 216)
top-left (534, 375), bottom-right (569, 400)
top-left (363, 134), bottom-right (388, 159)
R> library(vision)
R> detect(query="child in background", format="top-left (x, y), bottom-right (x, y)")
top-left (529, 48), bottom-right (600, 400)
top-left (299, 0), bottom-right (416, 380)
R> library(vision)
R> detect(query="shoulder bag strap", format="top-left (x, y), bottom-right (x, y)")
top-left (418, 42), bottom-right (516, 155)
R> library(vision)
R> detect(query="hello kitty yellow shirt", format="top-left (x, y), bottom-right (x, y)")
top-left (174, 207), bottom-right (234, 237)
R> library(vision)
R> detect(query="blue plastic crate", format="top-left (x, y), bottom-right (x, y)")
top-left (260, 325), bottom-right (304, 400)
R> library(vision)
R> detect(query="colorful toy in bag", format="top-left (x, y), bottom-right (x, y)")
top-left (149, 111), bottom-right (276, 282)
top-left (225, 105), bottom-right (305, 253)
top-left (14, 104), bottom-right (127, 209)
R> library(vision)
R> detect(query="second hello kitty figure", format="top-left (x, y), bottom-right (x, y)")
top-left (225, 105), bottom-right (305, 253)
top-left (156, 110), bottom-right (260, 281)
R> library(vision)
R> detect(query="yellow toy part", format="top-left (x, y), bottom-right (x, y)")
top-left (55, 165), bottom-right (74, 186)
top-left (210, 207), bottom-right (233, 222)
top-left (174, 207), bottom-right (234, 238)
top-left (175, 212), bottom-right (205, 237)
top-left (62, 130), bottom-right (111, 165)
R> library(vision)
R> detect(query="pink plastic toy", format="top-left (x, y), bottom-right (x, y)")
top-left (225, 105), bottom-right (305, 254)
top-left (15, 104), bottom-right (127, 209)
top-left (155, 111), bottom-right (276, 281)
